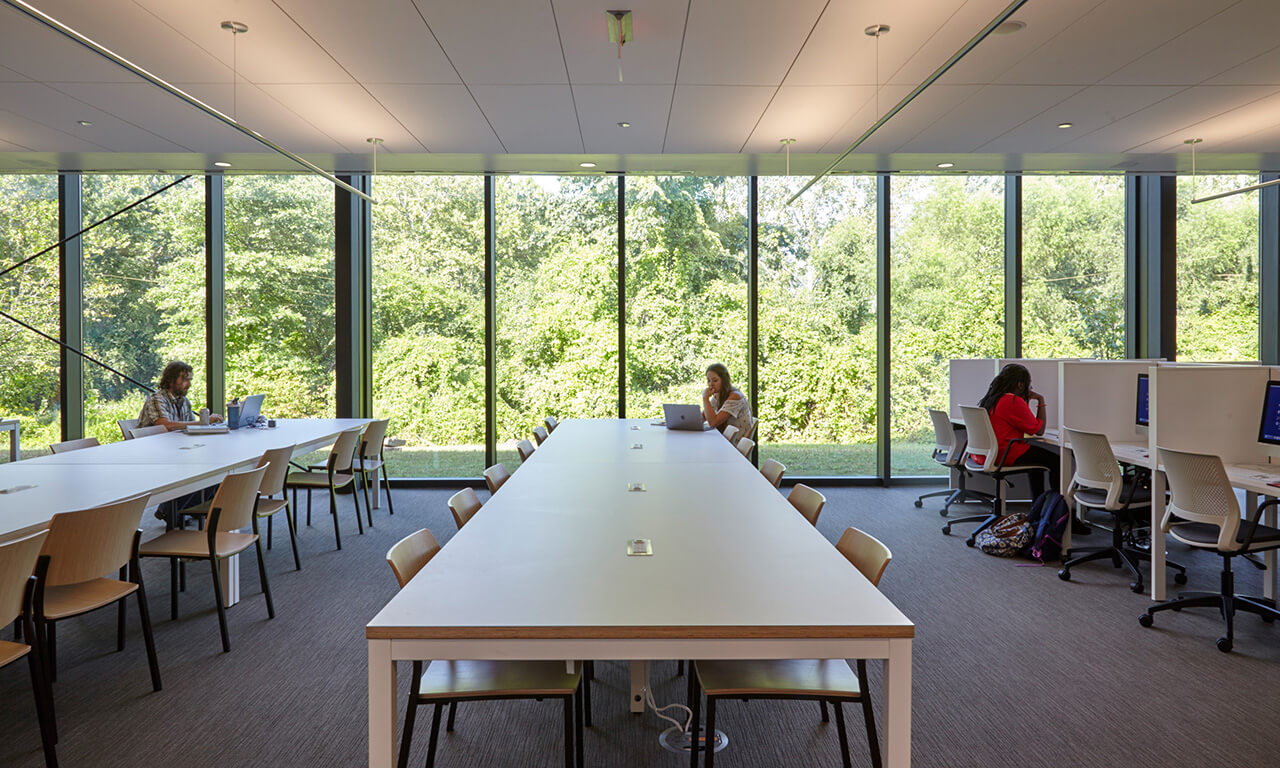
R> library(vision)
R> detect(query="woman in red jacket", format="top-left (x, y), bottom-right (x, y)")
top-left (976, 363), bottom-right (1059, 498)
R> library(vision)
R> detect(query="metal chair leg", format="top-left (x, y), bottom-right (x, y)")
top-left (208, 557), bottom-right (231, 653)
top-left (135, 576), bottom-right (162, 692)
top-left (382, 464), bottom-right (395, 515)
top-left (705, 697), bottom-right (718, 768)
top-left (425, 702), bottom-right (443, 768)
top-left (254, 539), bottom-right (275, 619)
top-left (397, 661), bottom-right (420, 768)
top-left (285, 505), bottom-right (302, 571)
top-left (833, 701), bottom-right (852, 768)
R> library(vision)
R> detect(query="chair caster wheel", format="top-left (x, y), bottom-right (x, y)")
top-left (1138, 614), bottom-right (1153, 628)
top-left (1057, 569), bottom-right (1070, 581)
top-left (914, 499), bottom-right (923, 508)
top-left (965, 537), bottom-right (976, 548)
top-left (1216, 637), bottom-right (1232, 653)
top-left (939, 508), bottom-right (949, 518)
top-left (942, 526), bottom-right (951, 536)
top-left (1173, 572), bottom-right (1187, 585)
top-left (1130, 581), bottom-right (1144, 594)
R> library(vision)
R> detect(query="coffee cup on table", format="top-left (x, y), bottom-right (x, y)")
top-left (199, 408), bottom-right (210, 425)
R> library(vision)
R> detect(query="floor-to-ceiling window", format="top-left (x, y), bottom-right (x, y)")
top-left (758, 176), bottom-right (877, 475)
top-left (1022, 175), bottom-right (1126, 359)
top-left (625, 176), bottom-right (748, 422)
top-left (0, 175), bottom-right (60, 457)
top-left (495, 175), bottom-right (619, 467)
top-left (1177, 174), bottom-right (1259, 362)
top-left (225, 175), bottom-right (336, 419)
top-left (372, 176), bottom-right (485, 477)
top-left (82, 174), bottom-right (204, 443)
top-left (891, 176), bottom-right (1004, 475)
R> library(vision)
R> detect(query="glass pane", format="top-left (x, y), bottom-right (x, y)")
top-left (1177, 174), bottom-right (1259, 362)
top-left (82, 175), bottom-right (204, 443)
top-left (372, 176), bottom-right (485, 477)
top-left (891, 176), bottom-right (1004, 475)
top-left (758, 176), bottom-right (877, 476)
top-left (625, 176), bottom-right (748, 422)
top-left (1022, 176), bottom-right (1125, 359)
top-left (495, 175), bottom-right (619, 468)
top-left (225, 175), bottom-right (336, 419)
top-left (0, 175), bottom-right (60, 457)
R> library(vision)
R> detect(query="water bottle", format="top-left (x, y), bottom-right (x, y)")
top-left (226, 401), bottom-right (241, 430)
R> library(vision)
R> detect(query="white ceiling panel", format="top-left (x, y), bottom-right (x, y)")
top-left (364, 83), bottom-right (504, 153)
top-left (172, 83), bottom-right (348, 154)
top-left (940, 0), bottom-right (1101, 85)
top-left (411, 0), bottom-right (568, 85)
top-left (886, 0), bottom-right (1025, 86)
top-left (256, 84), bottom-right (425, 153)
top-left (822, 84), bottom-right (972, 155)
top-left (554, 0), bottom-right (687, 86)
top-left (0, 5), bottom-right (137, 83)
top-left (897, 85), bottom-right (1083, 153)
top-left (741, 86), bottom-right (875, 154)
top-left (1205, 44), bottom-right (1280, 86)
top-left (0, 82), bottom-right (195, 153)
top-left (469, 84), bottom-right (582, 153)
top-left (272, 0), bottom-right (459, 84)
top-left (677, 0), bottom-right (828, 86)
top-left (0, 64), bottom-right (29, 82)
top-left (663, 85), bottom-right (774, 153)
top-left (574, 85), bottom-right (671, 154)
top-left (0, 108), bottom-right (109, 152)
top-left (1127, 88), bottom-right (1280, 154)
top-left (1056, 85), bottom-right (1275, 153)
top-left (978, 85), bottom-right (1182, 154)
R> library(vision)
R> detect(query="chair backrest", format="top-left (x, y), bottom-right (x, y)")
top-left (736, 437), bottom-right (755, 458)
top-left (256, 445), bottom-right (295, 497)
top-left (836, 527), bottom-right (892, 586)
top-left (722, 424), bottom-right (740, 444)
top-left (1158, 447), bottom-right (1242, 551)
top-left (750, 416), bottom-right (759, 438)
top-left (532, 426), bottom-right (549, 446)
top-left (386, 528), bottom-right (441, 588)
top-left (484, 463), bottom-right (510, 494)
top-left (760, 458), bottom-right (786, 488)
top-left (544, 416), bottom-right (558, 433)
top-left (449, 488), bottom-right (482, 530)
top-left (329, 427), bottom-right (362, 474)
top-left (1063, 428), bottom-right (1122, 507)
top-left (129, 425), bottom-right (167, 439)
top-left (359, 419), bottom-right (391, 462)
top-left (788, 483), bottom-right (825, 526)
top-left (118, 418), bottom-right (140, 440)
top-left (50, 436), bottom-right (100, 454)
top-left (927, 409), bottom-right (960, 467)
top-left (0, 531), bottom-right (48, 626)
top-left (959, 405), bottom-right (1000, 473)
top-left (208, 465), bottom-right (270, 533)
top-left (42, 495), bottom-right (147, 587)
top-left (516, 439), bottom-right (536, 462)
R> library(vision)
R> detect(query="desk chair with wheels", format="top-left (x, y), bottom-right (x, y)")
top-left (1058, 428), bottom-right (1185, 593)
top-left (1, 531), bottom-right (56, 768)
top-left (1139, 448), bottom-right (1280, 653)
top-left (951, 406), bottom-right (1051, 547)
top-left (914, 409), bottom-right (992, 516)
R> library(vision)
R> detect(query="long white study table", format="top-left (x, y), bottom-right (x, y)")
top-left (366, 419), bottom-right (915, 767)
top-left (0, 418), bottom-right (371, 602)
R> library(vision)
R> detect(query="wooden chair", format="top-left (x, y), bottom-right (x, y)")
top-left (118, 418), bottom-right (139, 440)
top-left (690, 526), bottom-right (891, 768)
top-left (760, 459), bottom-right (786, 489)
top-left (544, 416), bottom-right (558, 433)
top-left (484, 463), bottom-right (511, 494)
top-left (129, 425), bottom-right (167, 439)
top-left (0, 530), bottom-right (57, 768)
top-left (788, 483), bottom-right (826, 527)
top-left (50, 437), bottom-right (99, 454)
top-left (736, 437), bottom-right (755, 458)
top-left (722, 425), bottom-right (740, 444)
top-left (516, 439), bottom-right (536, 463)
top-left (532, 425), bottom-right (549, 446)
top-left (448, 488), bottom-right (482, 530)
top-left (354, 419), bottom-right (395, 520)
top-left (139, 465), bottom-right (274, 653)
top-left (386, 529), bottom-right (585, 768)
top-left (34, 495), bottom-right (162, 694)
top-left (286, 427), bottom-right (364, 550)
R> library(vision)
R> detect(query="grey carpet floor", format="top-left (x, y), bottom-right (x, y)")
top-left (3, 485), bottom-right (1280, 768)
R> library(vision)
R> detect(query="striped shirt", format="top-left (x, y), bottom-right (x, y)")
top-left (137, 389), bottom-right (194, 429)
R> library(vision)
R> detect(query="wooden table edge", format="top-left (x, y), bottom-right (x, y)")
top-left (366, 625), bottom-right (915, 640)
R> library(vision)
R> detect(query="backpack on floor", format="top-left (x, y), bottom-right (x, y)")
top-left (974, 512), bottom-right (1032, 556)
top-left (1023, 490), bottom-right (1070, 561)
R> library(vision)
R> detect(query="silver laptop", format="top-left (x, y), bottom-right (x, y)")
top-left (662, 404), bottom-right (710, 431)
top-left (238, 393), bottom-right (265, 427)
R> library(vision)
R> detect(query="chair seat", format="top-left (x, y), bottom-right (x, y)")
top-left (139, 530), bottom-right (258, 559)
top-left (0, 639), bottom-right (30, 668)
top-left (414, 660), bottom-right (581, 700)
top-left (694, 659), bottom-right (863, 699)
top-left (1169, 521), bottom-right (1280, 551)
top-left (1073, 481), bottom-right (1152, 511)
top-left (965, 459), bottom-right (1046, 475)
top-left (286, 471), bottom-right (354, 488)
top-left (256, 498), bottom-right (288, 517)
top-left (43, 578), bottom-right (138, 620)
top-left (356, 458), bottom-right (384, 472)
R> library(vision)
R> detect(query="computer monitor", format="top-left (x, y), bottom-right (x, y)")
top-left (1136, 373), bottom-right (1150, 427)
top-left (1258, 382), bottom-right (1280, 445)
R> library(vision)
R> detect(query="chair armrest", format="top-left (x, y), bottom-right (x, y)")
top-left (1241, 498), bottom-right (1280, 552)
top-left (996, 437), bottom-right (1035, 468)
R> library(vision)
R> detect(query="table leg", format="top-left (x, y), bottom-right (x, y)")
top-left (1150, 470), bottom-right (1167, 602)
top-left (1259, 493), bottom-right (1277, 602)
top-left (368, 639), bottom-right (396, 768)
top-left (219, 553), bottom-right (240, 607)
top-left (884, 638), bottom-right (912, 768)
top-left (7, 423), bottom-right (17, 463)
top-left (629, 661), bottom-right (649, 713)
top-left (1060, 447), bottom-right (1073, 553)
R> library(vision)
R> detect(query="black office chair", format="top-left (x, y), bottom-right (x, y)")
top-left (949, 406), bottom-right (1051, 547)
top-left (915, 408), bottom-right (993, 516)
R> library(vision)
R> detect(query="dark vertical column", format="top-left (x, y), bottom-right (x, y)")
top-left (876, 174), bottom-right (891, 483)
top-left (1125, 175), bottom-right (1140, 359)
top-left (1004, 174), bottom-right (1022, 358)
top-left (1132, 175), bottom-right (1178, 360)
top-left (748, 175), bottom-right (759, 447)
top-left (335, 174), bottom-right (372, 418)
top-left (1259, 172), bottom-right (1279, 365)
top-left (205, 174), bottom-right (225, 413)
top-left (617, 174), bottom-right (626, 418)
top-left (59, 172), bottom-right (84, 441)
top-left (484, 175), bottom-right (497, 469)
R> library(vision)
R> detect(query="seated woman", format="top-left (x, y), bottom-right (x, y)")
top-left (701, 363), bottom-right (753, 439)
top-left (976, 363), bottom-right (1060, 497)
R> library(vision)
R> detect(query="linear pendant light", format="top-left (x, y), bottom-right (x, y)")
top-left (786, 0), bottom-right (1029, 206)
top-left (1, 0), bottom-right (377, 204)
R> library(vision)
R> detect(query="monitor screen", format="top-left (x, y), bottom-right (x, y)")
top-left (1136, 373), bottom-right (1150, 427)
top-left (1258, 382), bottom-right (1280, 445)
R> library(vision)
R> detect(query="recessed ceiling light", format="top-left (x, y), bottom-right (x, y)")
top-left (936, 162), bottom-right (954, 169)
top-left (579, 162), bottom-right (597, 168)
top-left (617, 121), bottom-right (631, 128)
top-left (993, 20), bottom-right (1026, 35)
top-left (1057, 122), bottom-right (1073, 129)
top-left (77, 120), bottom-right (92, 127)
top-left (213, 161), bottom-right (232, 168)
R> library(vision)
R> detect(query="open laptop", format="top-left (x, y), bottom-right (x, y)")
top-left (238, 393), bottom-right (266, 427)
top-left (662, 404), bottom-right (710, 431)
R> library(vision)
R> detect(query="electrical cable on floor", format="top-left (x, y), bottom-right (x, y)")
top-left (643, 682), bottom-right (693, 735)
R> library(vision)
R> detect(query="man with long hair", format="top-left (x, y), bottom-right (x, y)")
top-left (137, 360), bottom-right (222, 431)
